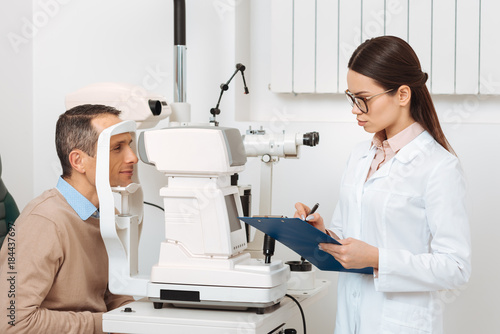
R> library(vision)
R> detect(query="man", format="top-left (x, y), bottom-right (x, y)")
top-left (0, 104), bottom-right (136, 333)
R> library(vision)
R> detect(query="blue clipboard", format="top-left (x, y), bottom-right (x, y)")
top-left (240, 217), bottom-right (373, 275)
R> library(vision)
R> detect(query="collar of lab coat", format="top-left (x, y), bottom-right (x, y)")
top-left (392, 130), bottom-right (434, 164)
top-left (361, 130), bottom-right (433, 164)
top-left (358, 130), bottom-right (433, 183)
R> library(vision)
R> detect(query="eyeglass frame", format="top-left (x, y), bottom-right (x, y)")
top-left (345, 88), bottom-right (394, 114)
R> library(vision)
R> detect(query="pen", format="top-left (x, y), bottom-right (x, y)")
top-left (305, 203), bottom-right (319, 221)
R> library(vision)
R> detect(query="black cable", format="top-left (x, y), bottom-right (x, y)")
top-left (285, 294), bottom-right (306, 334)
top-left (143, 201), bottom-right (164, 212)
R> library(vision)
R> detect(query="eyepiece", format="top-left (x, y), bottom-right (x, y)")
top-left (148, 99), bottom-right (164, 116)
top-left (303, 131), bottom-right (319, 147)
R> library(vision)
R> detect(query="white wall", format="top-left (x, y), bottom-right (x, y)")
top-left (0, 0), bottom-right (33, 209)
top-left (0, 0), bottom-right (498, 333)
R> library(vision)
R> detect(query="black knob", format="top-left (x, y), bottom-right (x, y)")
top-left (286, 260), bottom-right (312, 271)
top-left (124, 307), bottom-right (133, 313)
top-left (284, 329), bottom-right (297, 334)
top-left (210, 107), bottom-right (221, 116)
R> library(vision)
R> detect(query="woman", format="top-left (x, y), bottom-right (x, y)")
top-left (295, 36), bottom-right (471, 333)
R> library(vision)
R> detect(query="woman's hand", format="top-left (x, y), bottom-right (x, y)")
top-left (294, 202), bottom-right (326, 233)
top-left (319, 238), bottom-right (379, 270)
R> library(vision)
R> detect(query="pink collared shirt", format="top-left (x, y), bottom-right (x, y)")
top-left (366, 122), bottom-right (425, 181)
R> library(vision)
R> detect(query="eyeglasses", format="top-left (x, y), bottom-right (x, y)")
top-left (345, 88), bottom-right (394, 113)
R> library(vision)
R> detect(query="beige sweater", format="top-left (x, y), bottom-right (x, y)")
top-left (0, 189), bottom-right (133, 333)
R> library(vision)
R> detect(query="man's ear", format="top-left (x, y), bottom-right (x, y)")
top-left (68, 149), bottom-right (86, 174)
top-left (398, 85), bottom-right (411, 107)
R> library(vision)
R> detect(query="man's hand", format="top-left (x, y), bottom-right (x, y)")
top-left (319, 238), bottom-right (379, 270)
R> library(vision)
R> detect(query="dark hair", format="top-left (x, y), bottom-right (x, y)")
top-left (56, 104), bottom-right (121, 178)
top-left (348, 35), bottom-right (454, 154)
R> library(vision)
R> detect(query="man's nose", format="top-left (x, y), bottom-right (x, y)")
top-left (127, 147), bottom-right (139, 164)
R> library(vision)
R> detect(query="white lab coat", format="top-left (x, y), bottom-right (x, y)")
top-left (329, 131), bottom-right (471, 334)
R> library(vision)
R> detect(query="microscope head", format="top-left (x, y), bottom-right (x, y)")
top-left (138, 126), bottom-right (246, 177)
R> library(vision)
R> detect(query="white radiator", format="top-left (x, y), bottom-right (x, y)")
top-left (271, 0), bottom-right (499, 95)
